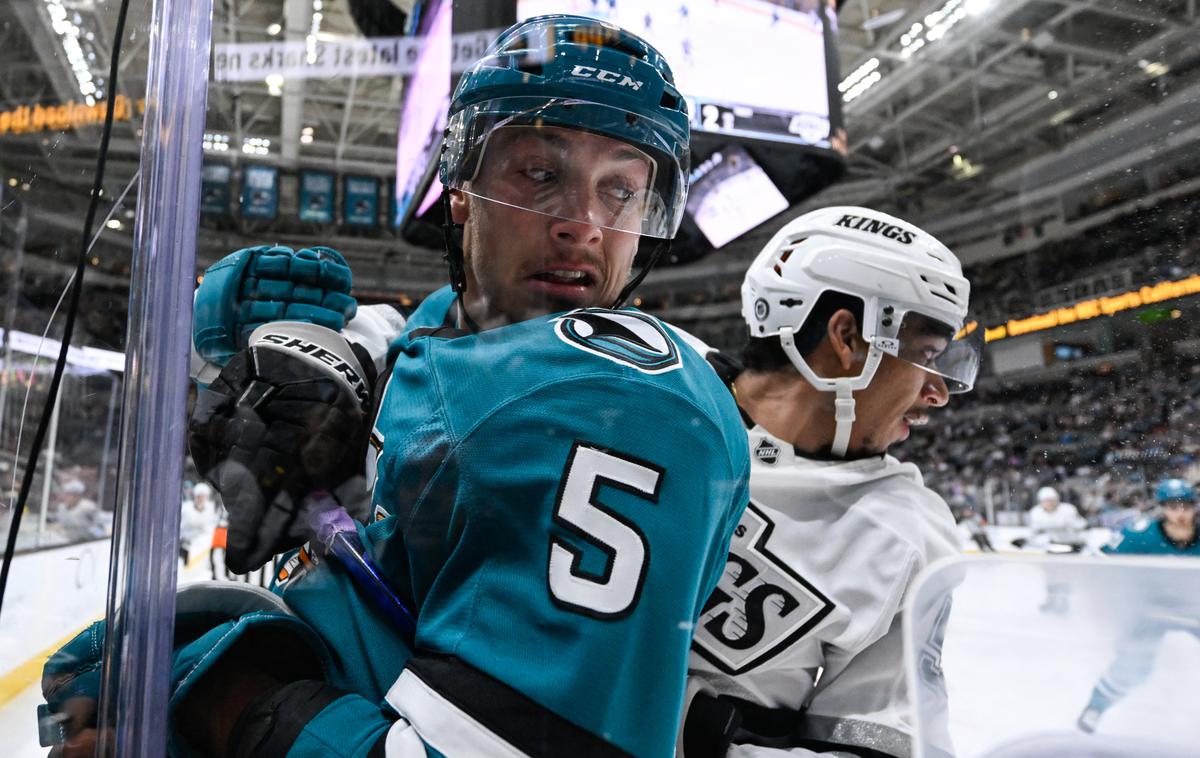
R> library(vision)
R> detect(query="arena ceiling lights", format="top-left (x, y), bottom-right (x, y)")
top-left (40, 0), bottom-right (101, 105)
top-left (839, 0), bottom-right (998, 104)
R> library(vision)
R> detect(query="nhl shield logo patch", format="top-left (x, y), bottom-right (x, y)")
top-left (754, 439), bottom-right (780, 465)
top-left (554, 309), bottom-right (682, 375)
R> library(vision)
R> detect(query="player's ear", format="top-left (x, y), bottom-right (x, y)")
top-left (448, 189), bottom-right (469, 225)
top-left (826, 309), bottom-right (865, 372)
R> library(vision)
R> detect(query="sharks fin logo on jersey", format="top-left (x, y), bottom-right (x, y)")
top-left (553, 309), bottom-right (682, 375)
top-left (692, 501), bottom-right (835, 674)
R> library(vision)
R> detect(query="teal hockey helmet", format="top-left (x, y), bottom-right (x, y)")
top-left (440, 14), bottom-right (690, 246)
top-left (1156, 478), bottom-right (1196, 504)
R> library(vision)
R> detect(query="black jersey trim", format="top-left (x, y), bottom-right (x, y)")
top-left (404, 652), bottom-right (632, 758)
top-left (406, 324), bottom-right (473, 340)
top-left (729, 701), bottom-right (911, 758)
top-left (227, 679), bottom-right (347, 758)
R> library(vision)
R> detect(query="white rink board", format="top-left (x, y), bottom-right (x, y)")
top-left (0, 537), bottom-right (219, 757)
top-left (917, 558), bottom-right (1200, 757)
top-left (0, 538), bottom-right (112, 680)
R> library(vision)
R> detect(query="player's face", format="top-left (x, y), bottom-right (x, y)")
top-left (450, 127), bottom-right (652, 327)
top-left (1162, 501), bottom-right (1196, 530)
top-left (849, 352), bottom-right (951, 455)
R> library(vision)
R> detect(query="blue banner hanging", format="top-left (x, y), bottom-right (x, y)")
top-left (200, 163), bottom-right (231, 216)
top-left (344, 174), bottom-right (379, 228)
top-left (299, 170), bottom-right (335, 223)
top-left (241, 164), bottom-right (279, 220)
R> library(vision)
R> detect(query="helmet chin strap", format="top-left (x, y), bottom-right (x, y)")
top-left (830, 384), bottom-right (855, 458)
top-left (779, 326), bottom-right (884, 459)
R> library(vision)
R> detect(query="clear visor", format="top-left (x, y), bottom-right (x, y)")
top-left (441, 98), bottom-right (688, 239)
top-left (886, 312), bottom-right (983, 394)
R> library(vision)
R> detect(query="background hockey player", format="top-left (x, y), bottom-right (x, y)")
top-left (680, 206), bottom-right (982, 758)
top-left (50, 478), bottom-right (108, 542)
top-left (1013, 485), bottom-right (1089, 613)
top-left (1076, 478), bottom-right (1200, 733)
top-left (42, 15), bottom-right (750, 758)
top-left (1025, 486), bottom-right (1088, 552)
top-left (177, 482), bottom-right (215, 567)
top-left (958, 507), bottom-right (995, 552)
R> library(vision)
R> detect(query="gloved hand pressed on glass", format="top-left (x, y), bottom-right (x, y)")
top-left (190, 322), bottom-right (373, 573)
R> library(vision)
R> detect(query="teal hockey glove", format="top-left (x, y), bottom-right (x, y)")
top-left (194, 245), bottom-right (358, 369)
top-left (40, 584), bottom-right (332, 756)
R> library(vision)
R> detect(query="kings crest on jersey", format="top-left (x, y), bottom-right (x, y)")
top-left (693, 500), bottom-right (835, 674)
top-left (688, 424), bottom-right (960, 757)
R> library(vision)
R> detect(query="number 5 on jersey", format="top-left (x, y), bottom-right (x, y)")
top-left (548, 442), bottom-right (663, 619)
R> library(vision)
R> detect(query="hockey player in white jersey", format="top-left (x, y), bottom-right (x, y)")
top-left (1027, 486), bottom-right (1088, 551)
top-left (681, 206), bottom-right (983, 758)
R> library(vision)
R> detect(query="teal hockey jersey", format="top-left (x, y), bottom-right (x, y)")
top-left (282, 304), bottom-right (749, 757)
top-left (1104, 519), bottom-right (1200, 556)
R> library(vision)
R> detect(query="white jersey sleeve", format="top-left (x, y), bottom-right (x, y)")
top-left (689, 425), bottom-right (961, 758)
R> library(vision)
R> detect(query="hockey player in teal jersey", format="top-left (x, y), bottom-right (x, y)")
top-left (1077, 479), bottom-right (1200, 734)
top-left (1102, 479), bottom-right (1200, 557)
top-left (41, 14), bottom-right (749, 758)
top-left (362, 307), bottom-right (747, 756)
top-left (259, 16), bottom-right (751, 753)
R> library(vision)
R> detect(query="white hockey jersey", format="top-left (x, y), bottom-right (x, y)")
top-left (688, 424), bottom-right (961, 758)
top-left (1027, 503), bottom-right (1087, 546)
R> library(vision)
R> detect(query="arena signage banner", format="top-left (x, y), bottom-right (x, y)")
top-left (241, 164), bottom-right (279, 220)
top-left (0, 96), bottom-right (143, 136)
top-left (1, 328), bottom-right (125, 372)
top-left (299, 170), bottom-right (335, 223)
top-left (211, 31), bottom-right (496, 82)
top-left (200, 164), bottom-right (231, 216)
top-left (343, 175), bottom-right (379, 228)
top-left (984, 274), bottom-right (1200, 342)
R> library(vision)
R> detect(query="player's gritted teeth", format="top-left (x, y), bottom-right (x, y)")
top-left (527, 264), bottom-right (600, 303)
top-left (896, 410), bottom-right (928, 443)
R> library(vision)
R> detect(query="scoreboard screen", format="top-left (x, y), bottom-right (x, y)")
top-left (517, 0), bottom-right (840, 149)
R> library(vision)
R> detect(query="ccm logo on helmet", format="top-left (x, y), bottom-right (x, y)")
top-left (569, 64), bottom-right (644, 91)
top-left (258, 333), bottom-right (369, 406)
top-left (835, 213), bottom-right (916, 245)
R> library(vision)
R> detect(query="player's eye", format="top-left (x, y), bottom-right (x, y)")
top-left (521, 166), bottom-right (557, 183)
top-left (603, 183), bottom-right (637, 203)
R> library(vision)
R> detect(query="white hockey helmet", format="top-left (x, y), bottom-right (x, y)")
top-left (193, 482), bottom-right (213, 499)
top-left (1036, 486), bottom-right (1060, 505)
top-left (742, 206), bottom-right (982, 457)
